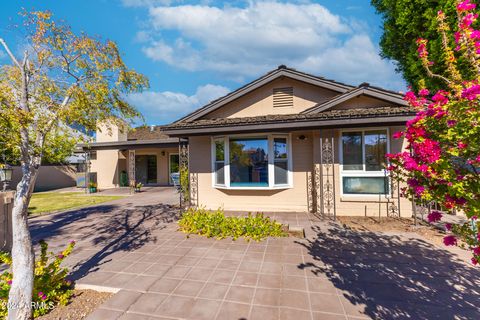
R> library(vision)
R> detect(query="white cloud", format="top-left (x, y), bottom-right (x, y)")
top-left (139, 1), bottom-right (405, 90)
top-left (127, 84), bottom-right (230, 124)
top-left (121, 0), bottom-right (175, 7)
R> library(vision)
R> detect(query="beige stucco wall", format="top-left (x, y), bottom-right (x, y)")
top-left (204, 78), bottom-right (338, 119)
top-left (96, 121), bottom-right (127, 143)
top-left (333, 95), bottom-right (391, 110)
top-left (11, 165), bottom-right (76, 192)
top-left (189, 127), bottom-right (413, 216)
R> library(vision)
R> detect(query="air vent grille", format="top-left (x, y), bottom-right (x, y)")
top-left (273, 87), bottom-right (293, 108)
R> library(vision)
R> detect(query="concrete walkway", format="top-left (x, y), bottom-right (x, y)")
top-left (28, 193), bottom-right (480, 320)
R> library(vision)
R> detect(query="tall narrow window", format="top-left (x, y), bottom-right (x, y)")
top-left (274, 137), bottom-right (288, 185)
top-left (365, 130), bottom-right (387, 171)
top-left (214, 138), bottom-right (225, 185)
top-left (342, 132), bottom-right (363, 170)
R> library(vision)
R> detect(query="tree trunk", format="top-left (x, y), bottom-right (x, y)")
top-left (7, 163), bottom-right (38, 320)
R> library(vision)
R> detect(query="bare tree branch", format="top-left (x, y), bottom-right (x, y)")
top-left (0, 38), bottom-right (21, 69)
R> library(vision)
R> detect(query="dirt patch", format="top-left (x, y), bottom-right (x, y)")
top-left (337, 216), bottom-right (446, 246)
top-left (37, 290), bottom-right (112, 320)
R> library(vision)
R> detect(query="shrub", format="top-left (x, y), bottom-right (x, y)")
top-left (0, 240), bottom-right (75, 318)
top-left (178, 207), bottom-right (287, 241)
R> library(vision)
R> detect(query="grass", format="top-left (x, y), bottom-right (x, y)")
top-left (28, 192), bottom-right (124, 215)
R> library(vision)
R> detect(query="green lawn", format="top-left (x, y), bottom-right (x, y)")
top-left (28, 192), bottom-right (124, 215)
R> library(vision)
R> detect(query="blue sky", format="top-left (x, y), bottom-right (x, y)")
top-left (0, 0), bottom-right (405, 125)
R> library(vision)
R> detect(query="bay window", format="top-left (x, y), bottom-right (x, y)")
top-left (212, 134), bottom-right (292, 189)
top-left (340, 129), bottom-right (389, 195)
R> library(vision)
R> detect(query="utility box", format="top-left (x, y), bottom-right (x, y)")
top-left (0, 191), bottom-right (14, 252)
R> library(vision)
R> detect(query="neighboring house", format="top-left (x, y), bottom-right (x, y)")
top-left (162, 66), bottom-right (416, 217)
top-left (82, 124), bottom-right (179, 189)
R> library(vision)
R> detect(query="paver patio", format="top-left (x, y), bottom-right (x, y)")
top-left (27, 187), bottom-right (480, 320)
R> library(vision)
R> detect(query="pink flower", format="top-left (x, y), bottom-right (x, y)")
top-left (57, 254), bottom-right (65, 259)
top-left (432, 90), bottom-right (449, 105)
top-left (38, 292), bottom-right (44, 298)
top-left (454, 32), bottom-right (462, 44)
top-left (418, 89), bottom-right (429, 96)
top-left (445, 223), bottom-right (452, 231)
top-left (472, 257), bottom-right (479, 265)
top-left (7, 280), bottom-right (12, 285)
top-left (458, 0), bottom-right (476, 12)
top-left (413, 138), bottom-right (442, 163)
top-left (427, 211), bottom-right (443, 223)
top-left (462, 84), bottom-right (480, 100)
top-left (443, 235), bottom-right (457, 246)
top-left (70, 240), bottom-right (76, 245)
top-left (392, 131), bottom-right (403, 139)
top-left (447, 120), bottom-right (457, 127)
top-left (461, 13), bottom-right (478, 29)
top-left (471, 30), bottom-right (480, 40)
top-left (473, 247), bottom-right (480, 255)
top-left (416, 38), bottom-right (429, 58)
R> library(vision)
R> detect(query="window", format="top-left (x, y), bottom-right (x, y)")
top-left (212, 135), bottom-right (291, 189)
top-left (273, 137), bottom-right (288, 185)
top-left (340, 129), bottom-right (389, 195)
top-left (214, 138), bottom-right (225, 185)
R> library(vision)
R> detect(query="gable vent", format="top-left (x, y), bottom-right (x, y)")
top-left (273, 87), bottom-right (294, 108)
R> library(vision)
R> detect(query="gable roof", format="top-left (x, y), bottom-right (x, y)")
top-left (176, 65), bottom-right (355, 123)
top-left (301, 83), bottom-right (407, 114)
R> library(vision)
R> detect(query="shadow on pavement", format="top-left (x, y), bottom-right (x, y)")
top-left (299, 224), bottom-right (480, 320)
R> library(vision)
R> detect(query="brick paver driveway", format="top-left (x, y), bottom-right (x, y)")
top-left (29, 190), bottom-right (480, 320)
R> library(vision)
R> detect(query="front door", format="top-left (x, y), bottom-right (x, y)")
top-left (169, 153), bottom-right (179, 185)
top-left (135, 155), bottom-right (157, 184)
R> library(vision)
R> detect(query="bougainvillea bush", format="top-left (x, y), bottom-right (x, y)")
top-left (387, 0), bottom-right (480, 264)
top-left (0, 240), bottom-right (75, 318)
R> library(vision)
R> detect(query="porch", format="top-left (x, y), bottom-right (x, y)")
top-left (81, 138), bottom-right (180, 190)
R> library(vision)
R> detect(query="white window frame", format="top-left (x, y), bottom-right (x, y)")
top-left (211, 133), bottom-right (293, 190)
top-left (339, 128), bottom-right (390, 196)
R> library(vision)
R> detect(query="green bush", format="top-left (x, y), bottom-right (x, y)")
top-left (0, 240), bottom-right (75, 318)
top-left (178, 207), bottom-right (287, 241)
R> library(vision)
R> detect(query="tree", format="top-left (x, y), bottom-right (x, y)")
top-left (387, 1), bottom-right (480, 264)
top-left (371, 0), bottom-right (479, 91)
top-left (0, 11), bottom-right (148, 319)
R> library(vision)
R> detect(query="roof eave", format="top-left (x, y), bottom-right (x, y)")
top-left (163, 115), bottom-right (415, 137)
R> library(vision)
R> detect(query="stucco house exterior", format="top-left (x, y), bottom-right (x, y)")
top-left (83, 65), bottom-right (416, 217)
top-left (82, 123), bottom-right (179, 189)
top-left (162, 66), bottom-right (416, 217)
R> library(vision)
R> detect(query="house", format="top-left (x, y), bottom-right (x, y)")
top-left (162, 66), bottom-right (416, 217)
top-left (82, 123), bottom-right (179, 189)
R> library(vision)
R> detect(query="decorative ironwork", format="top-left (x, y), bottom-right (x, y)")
top-left (386, 177), bottom-right (401, 218)
top-left (318, 133), bottom-right (336, 220)
top-left (314, 163), bottom-right (321, 215)
top-left (179, 139), bottom-right (189, 209)
top-left (306, 171), bottom-right (314, 213)
top-left (190, 172), bottom-right (198, 207)
top-left (128, 150), bottom-right (136, 193)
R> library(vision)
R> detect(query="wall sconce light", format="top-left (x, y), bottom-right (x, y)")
top-left (297, 135), bottom-right (307, 141)
top-left (161, 151), bottom-right (166, 156)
